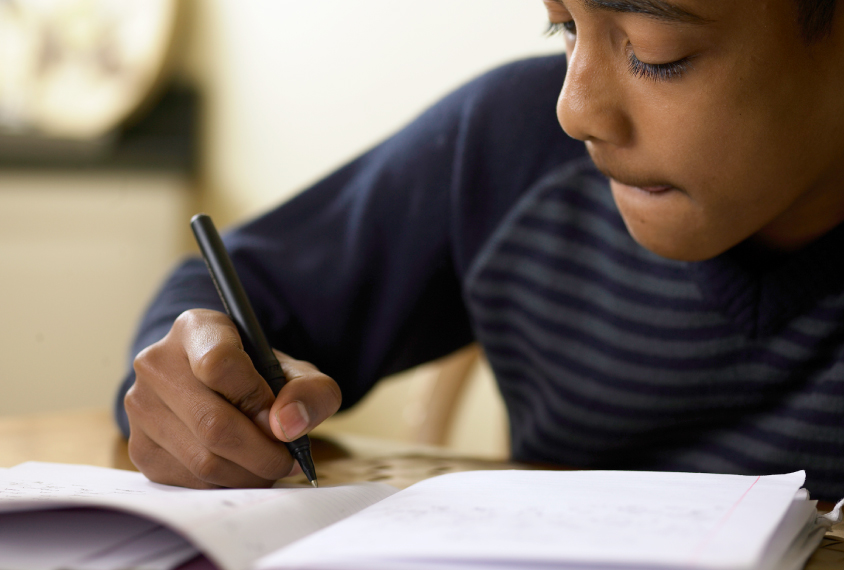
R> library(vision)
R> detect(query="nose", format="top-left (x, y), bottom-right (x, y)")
top-left (557, 41), bottom-right (632, 147)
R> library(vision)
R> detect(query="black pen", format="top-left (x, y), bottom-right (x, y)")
top-left (190, 213), bottom-right (318, 488)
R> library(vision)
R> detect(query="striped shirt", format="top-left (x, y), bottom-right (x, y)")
top-left (118, 55), bottom-right (844, 499)
top-left (468, 158), bottom-right (844, 499)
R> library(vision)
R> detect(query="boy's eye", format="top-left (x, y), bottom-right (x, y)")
top-left (546, 19), bottom-right (693, 83)
top-left (545, 20), bottom-right (577, 38)
top-left (627, 51), bottom-right (693, 82)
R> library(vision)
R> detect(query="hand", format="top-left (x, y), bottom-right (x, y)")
top-left (124, 309), bottom-right (342, 489)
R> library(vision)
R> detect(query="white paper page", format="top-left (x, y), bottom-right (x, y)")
top-left (258, 470), bottom-right (806, 570)
top-left (133, 545), bottom-right (201, 570)
top-left (0, 462), bottom-right (398, 570)
top-left (67, 526), bottom-right (199, 570)
top-left (756, 497), bottom-right (821, 570)
top-left (0, 508), bottom-right (158, 570)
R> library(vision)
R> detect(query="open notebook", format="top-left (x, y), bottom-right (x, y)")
top-left (0, 462), bottom-right (840, 570)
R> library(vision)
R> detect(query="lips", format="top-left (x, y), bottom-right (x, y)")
top-left (635, 184), bottom-right (673, 194)
top-left (588, 156), bottom-right (677, 196)
top-left (612, 180), bottom-right (675, 195)
top-left (587, 150), bottom-right (680, 196)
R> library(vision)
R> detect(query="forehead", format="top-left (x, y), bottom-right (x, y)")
top-left (588, 0), bottom-right (706, 22)
top-left (545, 0), bottom-right (725, 24)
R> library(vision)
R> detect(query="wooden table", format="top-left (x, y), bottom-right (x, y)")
top-left (0, 409), bottom-right (134, 470)
top-left (1, 409), bottom-right (843, 568)
top-left (0, 408), bottom-right (520, 488)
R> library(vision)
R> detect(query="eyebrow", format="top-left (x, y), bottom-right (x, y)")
top-left (550, 0), bottom-right (708, 24)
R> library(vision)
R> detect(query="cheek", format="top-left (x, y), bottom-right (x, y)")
top-left (633, 44), bottom-right (823, 201)
top-left (613, 79), bottom-right (808, 260)
top-left (629, 79), bottom-right (744, 194)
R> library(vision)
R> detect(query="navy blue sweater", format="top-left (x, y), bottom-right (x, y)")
top-left (117, 55), bottom-right (844, 500)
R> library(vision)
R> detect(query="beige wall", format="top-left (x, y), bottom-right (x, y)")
top-left (0, 172), bottom-right (192, 416)
top-left (177, 0), bottom-right (563, 224)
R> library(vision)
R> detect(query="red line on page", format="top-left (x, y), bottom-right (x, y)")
top-left (688, 476), bottom-right (762, 566)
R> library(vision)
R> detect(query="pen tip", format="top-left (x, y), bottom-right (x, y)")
top-left (311, 480), bottom-right (319, 488)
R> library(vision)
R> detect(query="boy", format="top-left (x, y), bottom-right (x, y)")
top-left (118, 0), bottom-right (844, 499)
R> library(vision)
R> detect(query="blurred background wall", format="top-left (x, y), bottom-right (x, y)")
top-left (0, 0), bottom-right (564, 458)
top-left (183, 0), bottom-right (562, 222)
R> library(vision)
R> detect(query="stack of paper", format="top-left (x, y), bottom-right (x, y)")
top-left (0, 507), bottom-right (197, 570)
top-left (0, 462), bottom-right (395, 570)
top-left (0, 462), bottom-right (839, 570)
top-left (260, 470), bottom-right (834, 570)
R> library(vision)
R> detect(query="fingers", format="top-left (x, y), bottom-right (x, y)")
top-left (126, 356), bottom-right (294, 487)
top-left (127, 309), bottom-right (294, 488)
top-left (269, 350), bottom-right (343, 442)
top-left (128, 427), bottom-right (222, 490)
top-left (158, 379), bottom-right (296, 482)
top-left (166, 309), bottom-right (278, 445)
top-left (179, 311), bottom-right (276, 421)
top-left (126, 308), bottom-right (343, 489)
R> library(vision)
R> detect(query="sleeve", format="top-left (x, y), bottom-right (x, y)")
top-left (116, 69), bottom-right (476, 438)
top-left (115, 54), bottom-right (578, 438)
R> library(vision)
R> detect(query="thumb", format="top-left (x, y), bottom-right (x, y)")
top-left (269, 350), bottom-right (342, 442)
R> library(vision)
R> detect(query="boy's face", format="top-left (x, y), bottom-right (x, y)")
top-left (545, 0), bottom-right (844, 261)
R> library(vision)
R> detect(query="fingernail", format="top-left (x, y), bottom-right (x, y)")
top-left (276, 401), bottom-right (309, 441)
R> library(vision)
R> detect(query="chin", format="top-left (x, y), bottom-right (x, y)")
top-left (623, 221), bottom-right (729, 262)
top-left (609, 181), bottom-right (730, 262)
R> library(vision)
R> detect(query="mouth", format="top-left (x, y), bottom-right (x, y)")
top-left (587, 151), bottom-right (681, 196)
top-left (611, 180), bottom-right (676, 195)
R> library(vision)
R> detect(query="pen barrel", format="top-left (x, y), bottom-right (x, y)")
top-left (191, 214), bottom-right (275, 368)
top-left (255, 358), bottom-right (314, 481)
top-left (190, 213), bottom-right (281, 379)
top-left (255, 360), bottom-right (286, 397)
top-left (192, 213), bottom-right (317, 487)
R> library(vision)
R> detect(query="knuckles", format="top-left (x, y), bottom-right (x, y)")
top-left (192, 343), bottom-right (245, 387)
top-left (132, 342), bottom-right (169, 387)
top-left (186, 445), bottom-right (225, 483)
top-left (123, 375), bottom-right (161, 424)
top-left (194, 347), bottom-right (272, 418)
top-left (125, 432), bottom-right (148, 471)
top-left (192, 404), bottom-right (244, 450)
top-left (254, 447), bottom-right (294, 481)
top-left (123, 384), bottom-right (144, 419)
top-left (172, 308), bottom-right (221, 334)
top-left (126, 432), bottom-right (167, 483)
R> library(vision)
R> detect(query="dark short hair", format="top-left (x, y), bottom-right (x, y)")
top-left (798, 0), bottom-right (837, 40)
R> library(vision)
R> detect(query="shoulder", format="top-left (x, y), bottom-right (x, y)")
top-left (453, 53), bottom-right (577, 160)
top-left (456, 54), bottom-right (568, 104)
top-left (445, 55), bottom-right (588, 272)
top-left (430, 54), bottom-right (569, 128)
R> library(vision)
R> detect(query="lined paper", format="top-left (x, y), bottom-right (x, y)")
top-left (257, 470), bottom-right (808, 570)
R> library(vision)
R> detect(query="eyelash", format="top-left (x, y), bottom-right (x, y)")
top-left (628, 52), bottom-right (692, 81)
top-left (545, 21), bottom-right (576, 38)
top-left (545, 20), bottom-right (692, 82)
